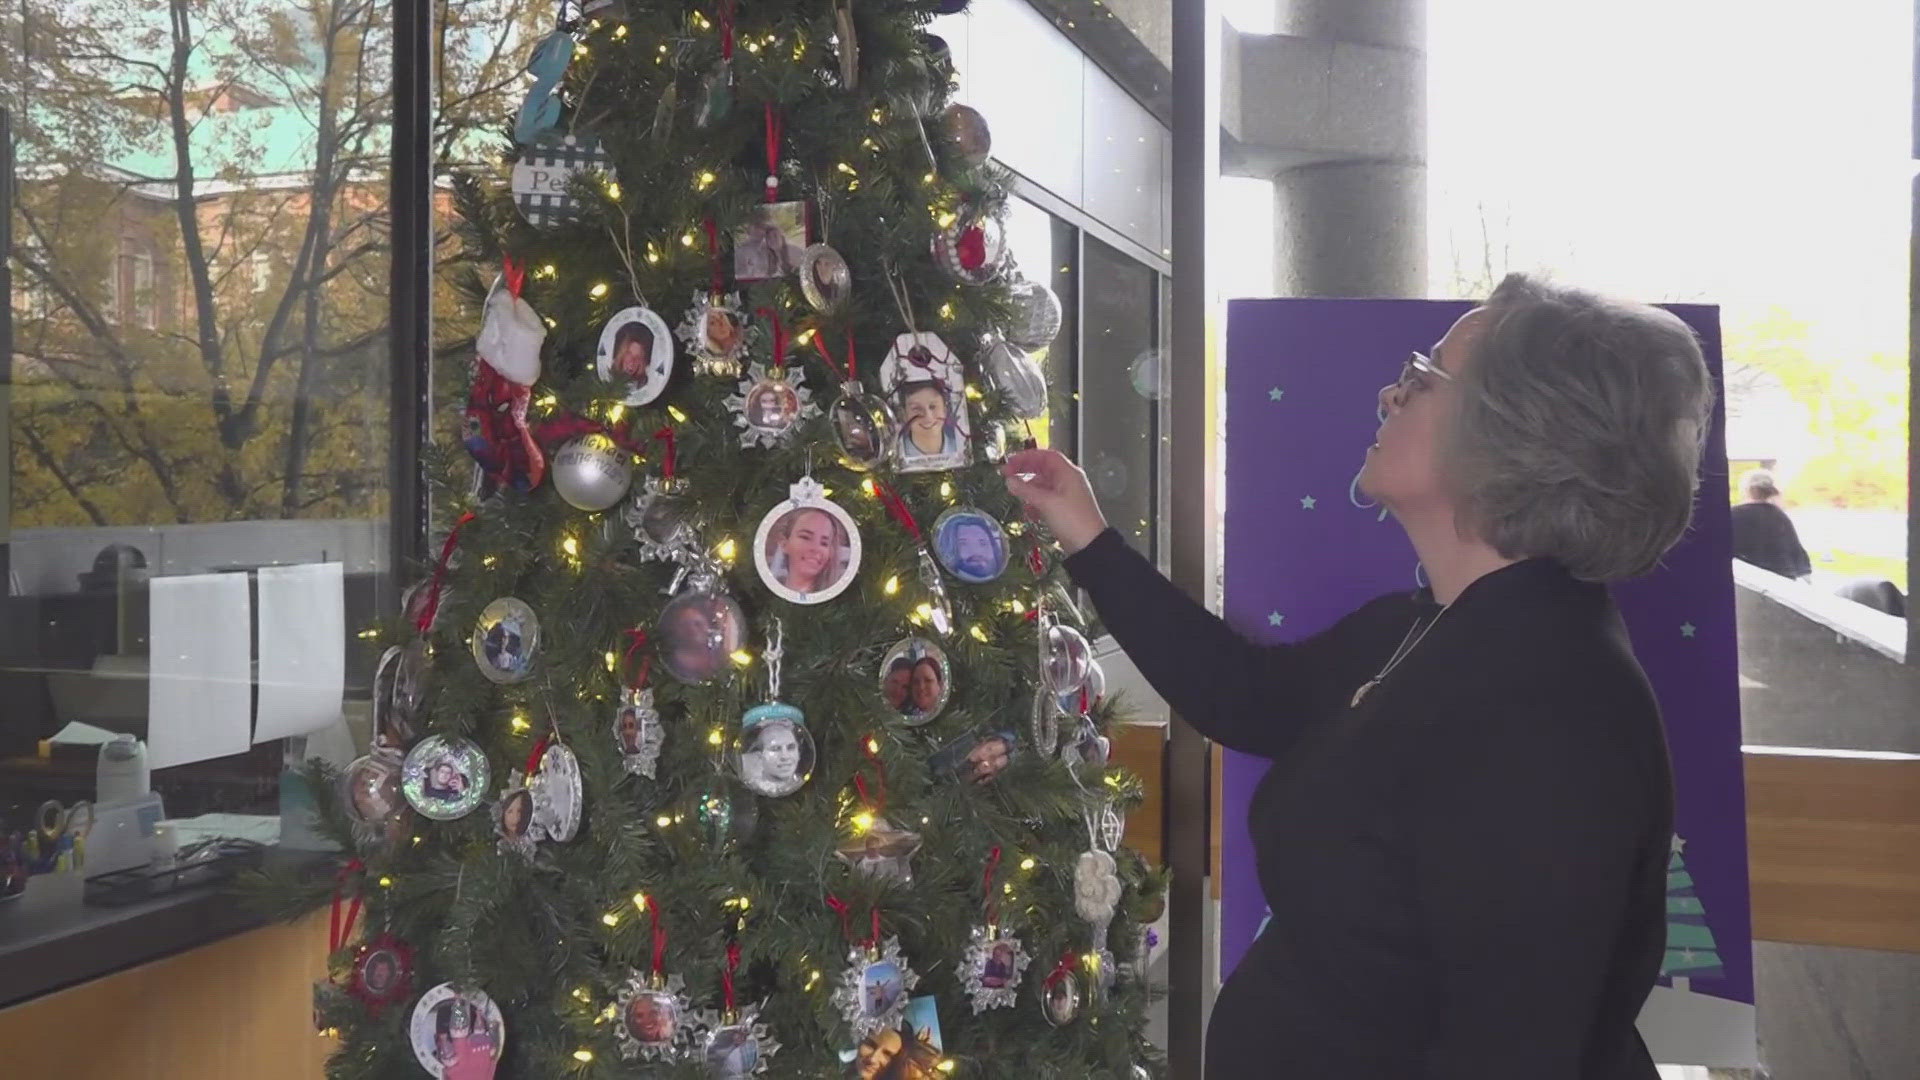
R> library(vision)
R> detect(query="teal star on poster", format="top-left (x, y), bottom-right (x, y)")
top-left (1299, 495), bottom-right (1316, 510)
top-left (1267, 387), bottom-right (1284, 402)
top-left (1267, 612), bottom-right (1284, 627)
top-left (1680, 622), bottom-right (1697, 638)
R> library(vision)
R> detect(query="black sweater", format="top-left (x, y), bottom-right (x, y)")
top-left (1065, 530), bottom-right (1672, 1079)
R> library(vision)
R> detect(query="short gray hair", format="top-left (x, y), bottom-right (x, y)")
top-left (1448, 274), bottom-right (1715, 582)
top-left (1741, 468), bottom-right (1779, 501)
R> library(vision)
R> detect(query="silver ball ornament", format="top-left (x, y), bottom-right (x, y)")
top-left (1044, 623), bottom-right (1093, 694)
top-left (552, 433), bottom-right (633, 512)
top-left (983, 337), bottom-right (1048, 419)
top-left (1007, 277), bottom-right (1063, 349)
top-left (939, 103), bottom-right (992, 171)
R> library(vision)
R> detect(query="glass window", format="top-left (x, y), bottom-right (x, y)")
top-left (1081, 235), bottom-right (1160, 560)
top-left (2, 0), bottom-right (394, 862)
top-left (1002, 196), bottom-right (1079, 454)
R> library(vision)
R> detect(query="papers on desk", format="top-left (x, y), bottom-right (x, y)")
top-left (253, 562), bottom-right (346, 743)
top-left (49, 720), bottom-right (121, 746)
top-left (147, 573), bottom-right (252, 770)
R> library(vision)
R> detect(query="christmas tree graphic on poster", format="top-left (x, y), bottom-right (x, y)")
top-left (1660, 833), bottom-right (1723, 989)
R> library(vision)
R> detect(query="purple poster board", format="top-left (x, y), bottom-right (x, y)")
top-left (1220, 298), bottom-right (1755, 1063)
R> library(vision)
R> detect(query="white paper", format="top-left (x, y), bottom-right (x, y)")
top-left (253, 562), bottom-right (346, 743)
top-left (147, 572), bottom-right (253, 769)
top-left (50, 720), bottom-right (121, 745)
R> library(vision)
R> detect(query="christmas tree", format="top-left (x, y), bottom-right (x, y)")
top-left (1659, 834), bottom-right (1723, 988)
top-left (267, 2), bottom-right (1165, 1077)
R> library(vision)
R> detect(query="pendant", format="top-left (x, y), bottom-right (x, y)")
top-left (1350, 679), bottom-right (1378, 709)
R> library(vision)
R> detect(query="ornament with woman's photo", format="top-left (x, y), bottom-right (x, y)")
top-left (877, 637), bottom-right (950, 726)
top-left (961, 925), bottom-right (1030, 1013)
top-left (596, 305), bottom-right (676, 406)
top-left (733, 704), bottom-right (814, 798)
top-left (676, 291), bottom-right (751, 376)
top-left (726, 362), bottom-right (819, 449)
top-left (614, 972), bottom-right (691, 1061)
top-left (832, 938), bottom-right (921, 1043)
top-left (493, 781), bottom-right (538, 859)
top-left (754, 476), bottom-right (861, 605)
top-left (798, 242), bottom-right (852, 312)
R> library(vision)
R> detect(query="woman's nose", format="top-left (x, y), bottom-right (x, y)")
top-left (1377, 381), bottom-right (1400, 417)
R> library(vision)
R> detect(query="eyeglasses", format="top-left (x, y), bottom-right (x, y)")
top-left (1397, 349), bottom-right (1451, 395)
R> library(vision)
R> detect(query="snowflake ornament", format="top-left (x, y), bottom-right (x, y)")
top-left (961, 924), bottom-right (1030, 1014)
top-left (830, 937), bottom-right (920, 1043)
top-left (724, 362), bottom-right (818, 449)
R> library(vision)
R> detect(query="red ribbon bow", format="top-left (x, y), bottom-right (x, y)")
top-left (652, 426), bottom-right (677, 479)
top-left (622, 628), bottom-right (653, 691)
top-left (416, 512), bottom-right (476, 634)
top-left (874, 483), bottom-right (923, 542)
top-left (722, 940), bottom-right (742, 1012)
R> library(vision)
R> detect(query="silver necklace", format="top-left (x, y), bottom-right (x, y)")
top-left (1350, 606), bottom-right (1449, 708)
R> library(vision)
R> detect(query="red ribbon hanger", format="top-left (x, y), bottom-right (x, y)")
top-left (416, 511), bottom-right (476, 633)
top-left (873, 483), bottom-right (923, 543)
top-left (329, 858), bottom-right (366, 956)
top-left (651, 426), bottom-right (677, 479)
top-left (719, 0), bottom-right (736, 61)
top-left (524, 734), bottom-right (552, 776)
top-left (502, 256), bottom-right (527, 299)
top-left (756, 308), bottom-right (789, 372)
top-left (825, 895), bottom-right (883, 951)
top-left (981, 846), bottom-right (1003, 926)
top-left (641, 894), bottom-right (668, 980)
top-left (722, 939), bottom-right (742, 1013)
top-left (704, 218), bottom-right (724, 297)
top-left (812, 328), bottom-right (857, 382)
top-left (622, 628), bottom-right (653, 691)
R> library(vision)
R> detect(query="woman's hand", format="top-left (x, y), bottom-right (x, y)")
top-left (1003, 448), bottom-right (1108, 555)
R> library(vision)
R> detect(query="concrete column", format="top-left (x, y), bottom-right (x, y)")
top-left (1237, 0), bottom-right (1426, 297)
top-left (1273, 159), bottom-right (1426, 298)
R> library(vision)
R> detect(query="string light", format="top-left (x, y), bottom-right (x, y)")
top-left (356, 628), bottom-right (379, 639)
top-left (561, 535), bottom-right (580, 559)
top-left (837, 162), bottom-right (858, 176)
top-left (574, 1049), bottom-right (595, 1063)
top-left (861, 477), bottom-right (879, 497)
top-left (604, 650), bottom-right (618, 671)
top-left (716, 537), bottom-right (738, 562)
top-left (589, 282), bottom-right (610, 299)
top-left (883, 575), bottom-right (900, 595)
top-left (793, 37), bottom-right (806, 59)
top-left (964, 383), bottom-right (984, 400)
top-left (805, 970), bottom-right (822, 991)
top-left (632, 892), bottom-right (649, 911)
top-left (692, 10), bottom-right (711, 28)
top-left (656, 814), bottom-right (672, 828)
top-left (862, 138), bottom-right (878, 151)
top-left (870, 108), bottom-right (885, 123)
top-left (573, 987), bottom-right (591, 1002)
top-left (538, 263), bottom-right (557, 278)
top-left (378, 876), bottom-right (394, 888)
top-left (646, 243), bottom-right (660, 264)
top-left (543, 316), bottom-right (557, 328)
top-left (606, 181), bottom-right (622, 200)
top-left (602, 911), bottom-right (620, 926)
top-left (795, 327), bottom-right (816, 345)
top-left (970, 625), bottom-right (989, 643)
top-left (511, 713), bottom-right (531, 733)
top-left (936, 210), bottom-right (958, 230)
top-left (923, 172), bottom-right (936, 184)
top-left (668, 406), bottom-right (688, 423)
top-left (852, 811), bottom-right (875, 833)
top-left (709, 729), bottom-right (725, 746)
top-left (745, 40), bottom-right (760, 53)
top-left (482, 555), bottom-right (498, 568)
top-left (938, 302), bottom-right (954, 320)
top-left (537, 393), bottom-right (558, 409)
top-left (696, 171), bottom-right (717, 190)
top-left (939, 481), bottom-right (954, 500)
top-left (865, 737), bottom-right (881, 755)
top-left (614, 24), bottom-right (627, 38)
top-left (681, 231), bottom-right (697, 247)
top-left (730, 649), bottom-right (753, 667)
top-left (1019, 857), bottom-right (1036, 871)
top-left (608, 403), bottom-right (626, 422)
top-left (937, 1061), bottom-right (957, 1074)
top-left (412, 835), bottom-right (423, 846)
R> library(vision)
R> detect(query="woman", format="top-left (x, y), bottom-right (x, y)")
top-left (908, 656), bottom-right (943, 718)
top-left (750, 385), bottom-right (791, 429)
top-left (612, 320), bottom-right (654, 383)
top-left (499, 789), bottom-right (532, 839)
top-left (897, 382), bottom-right (960, 460)
top-left (1006, 275), bottom-right (1711, 1078)
top-left (741, 721), bottom-right (804, 795)
top-left (771, 507), bottom-right (843, 595)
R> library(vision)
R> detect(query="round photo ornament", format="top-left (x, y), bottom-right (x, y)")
top-left (408, 983), bottom-right (506, 1078)
top-left (932, 506), bottom-right (1011, 584)
top-left (813, 330), bottom-right (894, 472)
top-left (1044, 622), bottom-right (1093, 694)
top-left (797, 243), bottom-right (852, 313)
top-left (346, 933), bottom-right (416, 1015)
top-left (625, 474), bottom-right (700, 562)
top-left (753, 476), bottom-right (861, 605)
top-left (401, 735), bottom-right (492, 822)
top-left (731, 621), bottom-right (814, 798)
top-left (596, 305), bottom-right (675, 406)
top-left (878, 637), bottom-right (951, 726)
top-left (530, 740), bottom-right (583, 842)
top-left (341, 743), bottom-right (408, 848)
top-left (471, 597), bottom-right (540, 684)
top-left (658, 574), bottom-right (746, 686)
